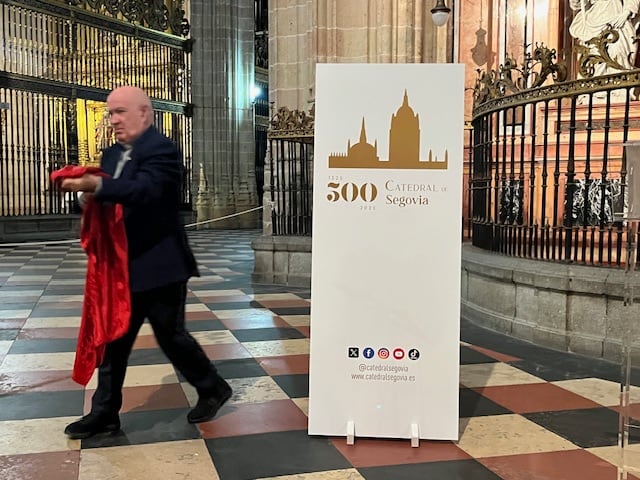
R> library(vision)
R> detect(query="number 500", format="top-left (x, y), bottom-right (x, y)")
top-left (326, 182), bottom-right (378, 202)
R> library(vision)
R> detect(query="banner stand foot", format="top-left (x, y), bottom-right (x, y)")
top-left (346, 421), bottom-right (355, 445)
top-left (411, 423), bottom-right (419, 447)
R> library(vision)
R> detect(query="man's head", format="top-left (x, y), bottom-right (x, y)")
top-left (107, 86), bottom-right (153, 145)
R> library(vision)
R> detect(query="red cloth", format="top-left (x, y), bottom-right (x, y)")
top-left (51, 166), bottom-right (130, 385)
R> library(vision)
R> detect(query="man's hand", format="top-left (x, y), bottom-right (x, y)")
top-left (60, 174), bottom-right (101, 193)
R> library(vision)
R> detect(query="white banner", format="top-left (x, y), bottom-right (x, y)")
top-left (308, 63), bottom-right (464, 441)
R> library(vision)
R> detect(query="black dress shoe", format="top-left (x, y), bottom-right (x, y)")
top-left (64, 413), bottom-right (120, 440)
top-left (187, 380), bottom-right (233, 424)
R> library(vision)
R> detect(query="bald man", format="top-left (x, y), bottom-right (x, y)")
top-left (61, 86), bottom-right (232, 439)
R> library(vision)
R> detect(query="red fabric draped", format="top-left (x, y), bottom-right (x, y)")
top-left (51, 166), bottom-right (130, 385)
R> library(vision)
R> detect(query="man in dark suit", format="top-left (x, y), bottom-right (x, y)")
top-left (60, 85), bottom-right (231, 439)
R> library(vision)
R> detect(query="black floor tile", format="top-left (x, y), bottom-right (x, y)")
top-left (29, 307), bottom-right (81, 317)
top-left (0, 329), bottom-right (19, 341)
top-left (213, 358), bottom-right (268, 379)
top-left (231, 327), bottom-right (307, 342)
top-left (246, 285), bottom-right (305, 295)
top-left (8, 338), bottom-right (77, 354)
top-left (0, 285), bottom-right (43, 292)
top-left (17, 268), bottom-right (57, 274)
top-left (459, 388), bottom-right (512, 417)
top-left (44, 286), bottom-right (86, 295)
top-left (268, 306), bottom-right (311, 316)
top-left (82, 408), bottom-right (200, 448)
top-left (232, 264), bottom-right (255, 274)
top-left (206, 430), bottom-right (351, 480)
top-left (175, 358), bottom-right (267, 383)
top-left (57, 262), bottom-right (87, 268)
top-left (359, 459), bottom-right (502, 480)
top-left (524, 407), bottom-right (631, 448)
top-left (128, 348), bottom-right (171, 366)
top-left (213, 280), bottom-right (253, 290)
top-left (0, 302), bottom-right (37, 310)
top-left (186, 319), bottom-right (228, 331)
top-left (272, 374), bottom-right (309, 398)
top-left (462, 318), bottom-right (634, 383)
top-left (50, 273), bottom-right (86, 280)
top-left (205, 301), bottom-right (254, 310)
top-left (0, 390), bottom-right (84, 420)
top-left (460, 345), bottom-right (498, 364)
top-left (512, 357), bottom-right (622, 384)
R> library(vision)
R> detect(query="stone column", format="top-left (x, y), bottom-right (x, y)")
top-left (269, 0), bottom-right (314, 110)
top-left (191, 0), bottom-right (259, 229)
top-left (255, 0), bottom-right (442, 286)
top-left (270, 0), bottom-right (436, 110)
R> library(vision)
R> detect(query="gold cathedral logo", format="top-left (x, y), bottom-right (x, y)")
top-left (328, 90), bottom-right (448, 170)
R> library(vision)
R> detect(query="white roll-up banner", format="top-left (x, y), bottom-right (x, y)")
top-left (309, 63), bottom-right (465, 441)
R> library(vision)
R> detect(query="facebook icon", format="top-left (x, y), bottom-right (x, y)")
top-left (363, 347), bottom-right (375, 359)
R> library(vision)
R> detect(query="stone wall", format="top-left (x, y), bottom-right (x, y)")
top-left (0, 216), bottom-right (81, 244)
top-left (252, 235), bottom-right (312, 287)
top-left (268, 0), bottom-right (446, 110)
top-left (461, 244), bottom-right (640, 363)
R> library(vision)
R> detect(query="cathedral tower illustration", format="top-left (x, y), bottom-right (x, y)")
top-left (328, 90), bottom-right (447, 170)
top-left (389, 90), bottom-right (420, 167)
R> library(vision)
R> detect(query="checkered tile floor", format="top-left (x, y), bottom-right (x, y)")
top-left (1, 230), bottom-right (640, 479)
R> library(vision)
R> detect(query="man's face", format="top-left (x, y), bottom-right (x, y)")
top-left (107, 89), bottom-right (148, 145)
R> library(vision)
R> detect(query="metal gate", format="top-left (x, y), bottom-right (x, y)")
top-left (0, 0), bottom-right (192, 216)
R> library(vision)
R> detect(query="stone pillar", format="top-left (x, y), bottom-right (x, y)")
top-left (191, 0), bottom-right (259, 229)
top-left (270, 0), bottom-right (437, 110)
top-left (269, 0), bottom-right (314, 110)
top-left (255, 0), bottom-right (442, 285)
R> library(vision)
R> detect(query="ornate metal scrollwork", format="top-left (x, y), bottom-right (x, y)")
top-left (121, 0), bottom-right (144, 22)
top-left (256, 33), bottom-right (268, 69)
top-left (168, 0), bottom-right (190, 37)
top-left (268, 104), bottom-right (315, 139)
top-left (576, 25), bottom-right (630, 78)
top-left (143, 0), bottom-right (169, 32)
top-left (473, 43), bottom-right (567, 107)
top-left (65, 0), bottom-right (189, 37)
top-left (530, 44), bottom-right (568, 88)
top-left (103, 0), bottom-right (119, 15)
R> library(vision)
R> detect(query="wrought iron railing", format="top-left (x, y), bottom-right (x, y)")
top-left (267, 105), bottom-right (314, 236)
top-left (470, 70), bottom-right (640, 267)
top-left (254, 68), bottom-right (269, 204)
top-left (0, 0), bottom-right (192, 216)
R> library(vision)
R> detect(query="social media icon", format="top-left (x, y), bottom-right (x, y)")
top-left (363, 347), bottom-right (375, 359)
top-left (348, 347), bottom-right (359, 358)
top-left (393, 348), bottom-right (404, 359)
top-left (408, 348), bottom-right (420, 360)
top-left (378, 348), bottom-right (390, 359)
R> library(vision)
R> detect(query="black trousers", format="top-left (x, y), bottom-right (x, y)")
top-left (91, 281), bottom-right (221, 416)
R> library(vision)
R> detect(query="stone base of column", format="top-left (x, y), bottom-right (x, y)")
top-left (198, 204), bottom-right (261, 229)
top-left (251, 234), bottom-right (312, 287)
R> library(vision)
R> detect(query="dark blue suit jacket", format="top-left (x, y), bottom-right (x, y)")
top-left (95, 126), bottom-right (199, 292)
